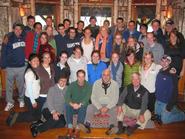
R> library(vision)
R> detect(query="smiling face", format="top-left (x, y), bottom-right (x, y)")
top-left (84, 28), bottom-right (92, 38)
top-left (115, 34), bottom-right (122, 45)
top-left (59, 53), bottom-right (68, 65)
top-left (58, 78), bottom-right (67, 88)
top-left (92, 52), bottom-right (100, 64)
top-left (29, 57), bottom-right (40, 69)
top-left (144, 53), bottom-right (153, 65)
top-left (42, 53), bottom-right (51, 65)
top-left (102, 69), bottom-right (111, 84)
top-left (40, 34), bottom-right (48, 45)
top-left (14, 26), bottom-right (23, 37)
top-left (131, 73), bottom-right (141, 88)
top-left (111, 53), bottom-right (119, 64)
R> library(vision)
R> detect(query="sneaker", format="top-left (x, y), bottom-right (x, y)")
top-left (4, 103), bottom-right (14, 111)
top-left (30, 126), bottom-right (38, 137)
top-left (19, 101), bottom-right (25, 108)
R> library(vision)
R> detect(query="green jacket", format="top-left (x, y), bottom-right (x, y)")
top-left (124, 62), bottom-right (140, 87)
top-left (65, 81), bottom-right (92, 106)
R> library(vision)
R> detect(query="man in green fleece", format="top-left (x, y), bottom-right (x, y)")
top-left (65, 69), bottom-right (92, 138)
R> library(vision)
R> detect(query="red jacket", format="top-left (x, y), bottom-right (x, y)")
top-left (25, 31), bottom-right (41, 59)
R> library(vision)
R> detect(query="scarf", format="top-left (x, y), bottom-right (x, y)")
top-left (95, 34), bottom-right (108, 60)
top-left (102, 81), bottom-right (111, 95)
top-left (33, 33), bottom-right (39, 53)
top-left (111, 62), bottom-right (120, 80)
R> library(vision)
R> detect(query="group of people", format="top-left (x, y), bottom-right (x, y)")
top-left (2, 15), bottom-right (185, 138)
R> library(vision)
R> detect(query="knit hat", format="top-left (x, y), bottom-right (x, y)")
top-left (161, 54), bottom-right (172, 62)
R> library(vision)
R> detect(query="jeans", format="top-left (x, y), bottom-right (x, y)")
top-left (65, 104), bottom-right (87, 127)
top-left (16, 96), bottom-right (41, 122)
top-left (155, 100), bottom-right (185, 124)
top-left (37, 108), bottom-right (66, 133)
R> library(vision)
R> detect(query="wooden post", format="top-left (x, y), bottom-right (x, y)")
top-left (128, 0), bottom-right (132, 22)
top-left (74, 0), bottom-right (78, 27)
top-left (156, 0), bottom-right (161, 19)
top-left (60, 0), bottom-right (64, 23)
top-left (113, 0), bottom-right (118, 25)
top-left (30, 0), bottom-right (35, 16)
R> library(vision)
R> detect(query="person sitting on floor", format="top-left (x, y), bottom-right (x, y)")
top-left (85, 69), bottom-right (119, 134)
top-left (65, 69), bottom-right (92, 138)
top-left (154, 55), bottom-right (185, 124)
top-left (109, 72), bottom-right (151, 136)
top-left (30, 72), bottom-right (68, 137)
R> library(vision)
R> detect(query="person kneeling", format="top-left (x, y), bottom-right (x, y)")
top-left (116, 72), bottom-right (151, 136)
top-left (65, 70), bottom-right (92, 138)
top-left (30, 73), bottom-right (68, 137)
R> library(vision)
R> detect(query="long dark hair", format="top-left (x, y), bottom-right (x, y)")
top-left (25, 53), bottom-right (39, 80)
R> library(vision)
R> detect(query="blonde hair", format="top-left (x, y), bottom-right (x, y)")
top-left (112, 32), bottom-right (125, 53)
top-left (142, 51), bottom-right (154, 67)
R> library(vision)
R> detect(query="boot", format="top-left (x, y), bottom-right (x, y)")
top-left (125, 124), bottom-right (140, 136)
top-left (116, 121), bottom-right (125, 135)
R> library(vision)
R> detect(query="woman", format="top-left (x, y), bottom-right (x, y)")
top-left (108, 52), bottom-right (123, 94)
top-left (111, 32), bottom-right (126, 63)
top-left (95, 26), bottom-right (111, 62)
top-left (165, 30), bottom-right (185, 77)
top-left (6, 54), bottom-right (41, 126)
top-left (81, 27), bottom-right (95, 62)
top-left (38, 32), bottom-right (55, 61)
top-left (123, 49), bottom-right (140, 87)
top-left (140, 52), bottom-right (161, 112)
top-left (67, 45), bottom-right (88, 83)
top-left (126, 37), bottom-right (143, 62)
top-left (54, 50), bottom-right (70, 83)
top-left (36, 52), bottom-right (55, 110)
top-left (45, 26), bottom-right (57, 55)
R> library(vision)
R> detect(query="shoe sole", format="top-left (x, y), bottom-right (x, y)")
top-left (9, 113), bottom-right (19, 127)
top-left (78, 124), bottom-right (89, 133)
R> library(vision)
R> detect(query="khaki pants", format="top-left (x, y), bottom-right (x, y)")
top-left (117, 104), bottom-right (151, 129)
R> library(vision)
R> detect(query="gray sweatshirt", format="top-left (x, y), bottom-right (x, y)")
top-left (43, 84), bottom-right (67, 115)
top-left (91, 79), bottom-right (119, 110)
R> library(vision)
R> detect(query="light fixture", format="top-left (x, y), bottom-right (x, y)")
top-left (19, 5), bottom-right (25, 17)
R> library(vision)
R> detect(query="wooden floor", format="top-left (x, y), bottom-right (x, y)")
top-left (0, 96), bottom-right (185, 139)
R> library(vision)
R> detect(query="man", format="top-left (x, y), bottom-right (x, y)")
top-left (151, 19), bottom-right (165, 47)
top-left (2, 23), bottom-right (26, 111)
top-left (123, 20), bottom-right (140, 42)
top-left (25, 22), bottom-right (42, 60)
top-left (144, 32), bottom-right (164, 64)
top-left (87, 50), bottom-right (107, 85)
top-left (30, 73), bottom-right (67, 137)
top-left (85, 69), bottom-right (119, 134)
top-left (55, 23), bottom-right (66, 57)
top-left (44, 16), bottom-right (58, 35)
top-left (88, 16), bottom-right (100, 39)
top-left (76, 20), bottom-right (84, 39)
top-left (164, 19), bottom-right (185, 46)
top-left (24, 15), bottom-right (35, 33)
top-left (63, 27), bottom-right (81, 56)
top-left (63, 18), bottom-right (71, 34)
top-left (65, 70), bottom-right (92, 138)
top-left (154, 55), bottom-right (185, 124)
top-left (113, 72), bottom-right (151, 136)
top-left (110, 17), bottom-right (125, 36)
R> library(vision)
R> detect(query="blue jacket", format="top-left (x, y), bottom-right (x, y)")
top-left (155, 68), bottom-right (178, 111)
top-left (87, 61), bottom-right (107, 85)
top-left (123, 29), bottom-right (140, 42)
top-left (2, 33), bottom-right (25, 68)
top-left (54, 34), bottom-right (65, 57)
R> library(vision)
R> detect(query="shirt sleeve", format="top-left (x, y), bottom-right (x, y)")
top-left (140, 90), bottom-right (148, 115)
top-left (25, 71), bottom-right (36, 104)
top-left (117, 87), bottom-right (128, 106)
top-left (91, 82), bottom-right (102, 110)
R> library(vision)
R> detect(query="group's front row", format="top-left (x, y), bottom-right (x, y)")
top-left (6, 54), bottom-right (185, 138)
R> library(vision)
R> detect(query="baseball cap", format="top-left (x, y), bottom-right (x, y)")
top-left (161, 54), bottom-right (172, 62)
top-left (166, 19), bottom-right (174, 25)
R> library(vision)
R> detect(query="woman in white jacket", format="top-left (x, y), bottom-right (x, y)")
top-left (6, 53), bottom-right (41, 126)
top-left (140, 52), bottom-right (161, 113)
top-left (67, 45), bottom-right (88, 83)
